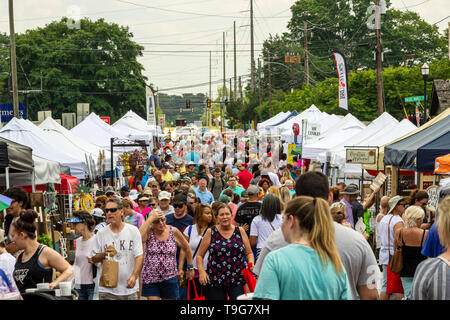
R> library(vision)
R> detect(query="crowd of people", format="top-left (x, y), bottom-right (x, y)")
top-left (0, 136), bottom-right (449, 301)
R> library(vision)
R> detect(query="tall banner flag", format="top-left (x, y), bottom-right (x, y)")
top-left (332, 51), bottom-right (349, 111)
top-left (146, 86), bottom-right (156, 126)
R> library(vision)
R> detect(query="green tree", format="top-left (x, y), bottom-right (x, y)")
top-left (1, 18), bottom-right (148, 122)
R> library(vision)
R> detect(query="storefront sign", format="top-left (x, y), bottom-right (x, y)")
top-left (346, 148), bottom-right (376, 164)
top-left (307, 123), bottom-right (321, 137)
top-left (0, 103), bottom-right (26, 122)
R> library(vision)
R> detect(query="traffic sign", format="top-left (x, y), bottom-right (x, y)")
top-left (405, 96), bottom-right (424, 103)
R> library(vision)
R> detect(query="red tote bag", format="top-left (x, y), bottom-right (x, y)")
top-left (386, 265), bottom-right (404, 295)
top-left (241, 262), bottom-right (257, 293)
top-left (187, 279), bottom-right (205, 300)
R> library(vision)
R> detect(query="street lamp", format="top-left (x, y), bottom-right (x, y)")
top-left (421, 63), bottom-right (429, 123)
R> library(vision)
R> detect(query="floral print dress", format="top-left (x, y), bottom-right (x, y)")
top-left (207, 226), bottom-right (246, 287)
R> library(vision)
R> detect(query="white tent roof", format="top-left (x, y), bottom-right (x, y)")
top-left (71, 113), bottom-right (129, 150)
top-left (40, 117), bottom-right (106, 160)
top-left (276, 105), bottom-right (327, 131)
top-left (329, 112), bottom-right (399, 167)
top-left (0, 118), bottom-right (87, 179)
top-left (256, 111), bottom-right (290, 131)
top-left (302, 113), bottom-right (366, 160)
top-left (112, 110), bottom-right (157, 143)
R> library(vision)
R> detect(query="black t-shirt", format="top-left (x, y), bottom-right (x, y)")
top-left (234, 201), bottom-right (262, 235)
top-left (165, 213), bottom-right (194, 233)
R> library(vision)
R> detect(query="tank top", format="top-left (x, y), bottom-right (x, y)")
top-left (142, 226), bottom-right (178, 284)
top-left (207, 226), bottom-right (246, 287)
top-left (400, 230), bottom-right (427, 278)
top-left (13, 244), bottom-right (53, 293)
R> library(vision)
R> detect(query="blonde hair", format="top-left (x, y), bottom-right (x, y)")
top-left (224, 166), bottom-right (234, 181)
top-left (437, 196), bottom-right (450, 248)
top-left (403, 205), bottom-right (425, 228)
top-left (279, 187), bottom-right (291, 205)
top-left (330, 202), bottom-right (346, 224)
top-left (268, 186), bottom-right (281, 199)
top-left (284, 196), bottom-right (343, 274)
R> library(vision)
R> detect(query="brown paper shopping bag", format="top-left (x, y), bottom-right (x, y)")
top-left (99, 247), bottom-right (119, 288)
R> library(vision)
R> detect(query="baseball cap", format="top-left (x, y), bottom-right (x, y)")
top-left (388, 196), bottom-right (407, 214)
top-left (129, 189), bottom-right (139, 200)
top-left (67, 217), bottom-right (85, 223)
top-left (90, 208), bottom-right (105, 218)
top-left (163, 162), bottom-right (170, 169)
top-left (187, 161), bottom-right (196, 166)
top-left (158, 191), bottom-right (171, 200)
top-left (105, 186), bottom-right (115, 194)
top-left (138, 196), bottom-right (149, 202)
top-left (247, 185), bottom-right (259, 196)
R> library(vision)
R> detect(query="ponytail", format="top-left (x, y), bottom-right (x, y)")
top-left (285, 196), bottom-right (343, 274)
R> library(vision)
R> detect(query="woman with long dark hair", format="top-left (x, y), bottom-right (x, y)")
top-left (249, 194), bottom-right (283, 260)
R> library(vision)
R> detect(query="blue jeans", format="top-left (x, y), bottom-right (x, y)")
top-left (75, 283), bottom-right (95, 300)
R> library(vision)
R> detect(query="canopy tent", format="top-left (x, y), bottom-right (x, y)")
top-left (112, 110), bottom-right (157, 148)
top-left (328, 112), bottom-right (400, 169)
top-left (363, 108), bottom-right (450, 172)
top-left (0, 118), bottom-right (86, 179)
top-left (20, 173), bottom-right (78, 194)
top-left (302, 113), bottom-right (366, 161)
top-left (0, 136), bottom-right (61, 187)
top-left (260, 110), bottom-right (299, 134)
top-left (384, 112), bottom-right (450, 172)
top-left (278, 105), bottom-right (336, 143)
top-left (434, 154), bottom-right (450, 174)
top-left (71, 112), bottom-right (130, 150)
top-left (256, 111), bottom-right (290, 131)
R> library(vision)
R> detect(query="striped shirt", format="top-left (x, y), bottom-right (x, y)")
top-left (409, 257), bottom-right (450, 300)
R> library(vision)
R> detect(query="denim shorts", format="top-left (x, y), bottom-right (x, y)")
top-left (142, 276), bottom-right (179, 299)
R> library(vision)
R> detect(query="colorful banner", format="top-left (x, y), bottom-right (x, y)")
top-left (332, 51), bottom-right (349, 111)
top-left (146, 86), bottom-right (156, 126)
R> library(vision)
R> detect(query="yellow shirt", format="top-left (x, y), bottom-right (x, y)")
top-left (161, 171), bottom-right (174, 182)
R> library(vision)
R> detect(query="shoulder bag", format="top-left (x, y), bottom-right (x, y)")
top-left (389, 227), bottom-right (404, 273)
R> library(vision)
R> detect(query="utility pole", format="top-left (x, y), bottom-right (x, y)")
top-left (222, 32), bottom-right (226, 132)
top-left (8, 0), bottom-right (19, 118)
top-left (234, 21), bottom-right (237, 101)
top-left (291, 32), bottom-right (295, 92)
top-left (304, 21), bottom-right (309, 86)
top-left (268, 55), bottom-right (272, 110)
top-left (258, 59), bottom-right (263, 105)
top-left (209, 50), bottom-right (212, 128)
top-left (239, 76), bottom-right (243, 100)
top-left (250, 0), bottom-right (255, 92)
top-left (375, 0), bottom-right (384, 115)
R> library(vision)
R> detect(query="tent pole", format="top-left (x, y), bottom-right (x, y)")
top-left (31, 169), bottom-right (36, 192)
top-left (5, 167), bottom-right (10, 189)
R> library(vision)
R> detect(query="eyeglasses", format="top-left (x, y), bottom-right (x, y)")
top-left (104, 208), bottom-right (119, 213)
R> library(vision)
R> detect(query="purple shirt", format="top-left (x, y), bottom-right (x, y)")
top-left (340, 198), bottom-right (355, 229)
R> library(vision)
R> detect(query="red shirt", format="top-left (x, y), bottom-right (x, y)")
top-left (237, 169), bottom-right (254, 190)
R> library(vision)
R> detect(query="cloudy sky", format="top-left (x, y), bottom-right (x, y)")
top-left (0, 0), bottom-right (448, 99)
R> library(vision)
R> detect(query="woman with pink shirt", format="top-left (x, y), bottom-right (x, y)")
top-left (134, 195), bottom-right (152, 219)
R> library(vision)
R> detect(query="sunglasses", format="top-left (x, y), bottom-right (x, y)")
top-left (174, 203), bottom-right (185, 208)
top-left (149, 203), bottom-right (157, 207)
top-left (104, 208), bottom-right (119, 213)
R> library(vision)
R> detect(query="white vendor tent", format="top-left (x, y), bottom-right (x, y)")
top-left (71, 113), bottom-right (130, 150)
top-left (257, 111), bottom-right (290, 131)
top-left (328, 112), bottom-right (399, 168)
top-left (112, 110), bottom-right (158, 147)
top-left (0, 118), bottom-right (87, 179)
top-left (302, 113), bottom-right (366, 161)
